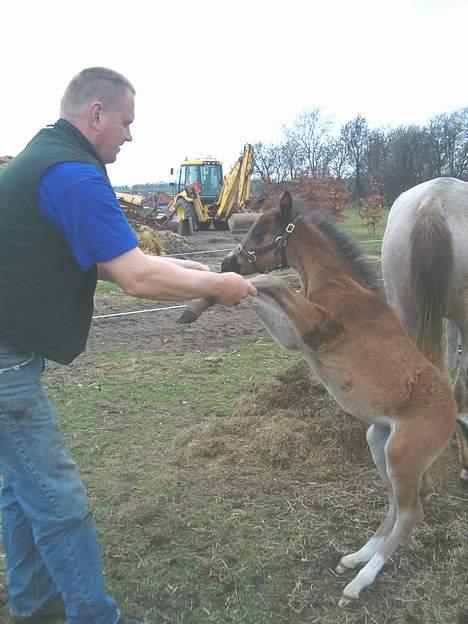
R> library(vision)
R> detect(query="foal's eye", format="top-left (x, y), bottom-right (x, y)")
top-left (252, 228), bottom-right (263, 241)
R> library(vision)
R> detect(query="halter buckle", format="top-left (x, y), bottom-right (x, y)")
top-left (285, 223), bottom-right (295, 234)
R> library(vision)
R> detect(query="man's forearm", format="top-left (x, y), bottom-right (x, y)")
top-left (153, 256), bottom-right (210, 271)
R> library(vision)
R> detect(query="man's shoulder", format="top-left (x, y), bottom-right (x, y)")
top-left (39, 162), bottom-right (112, 200)
top-left (43, 161), bottom-right (106, 185)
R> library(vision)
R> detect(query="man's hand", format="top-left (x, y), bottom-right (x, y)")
top-left (212, 272), bottom-right (257, 305)
top-left (98, 248), bottom-right (256, 303)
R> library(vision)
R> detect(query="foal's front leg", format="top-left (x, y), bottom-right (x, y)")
top-left (250, 295), bottom-right (299, 351)
top-left (249, 274), bottom-right (338, 351)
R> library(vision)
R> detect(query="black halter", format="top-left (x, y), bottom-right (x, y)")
top-left (237, 215), bottom-right (301, 272)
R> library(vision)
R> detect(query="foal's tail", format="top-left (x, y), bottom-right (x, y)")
top-left (410, 199), bottom-right (454, 371)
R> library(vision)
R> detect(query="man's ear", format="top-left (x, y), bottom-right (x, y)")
top-left (279, 191), bottom-right (293, 225)
top-left (89, 102), bottom-right (104, 130)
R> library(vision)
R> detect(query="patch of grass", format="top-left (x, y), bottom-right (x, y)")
top-left (95, 280), bottom-right (122, 294)
top-left (0, 341), bottom-right (299, 623)
top-left (0, 339), bottom-right (466, 624)
top-left (341, 208), bottom-right (389, 253)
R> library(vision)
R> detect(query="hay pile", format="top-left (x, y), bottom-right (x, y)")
top-left (156, 230), bottom-right (197, 254)
top-left (176, 358), bottom-right (458, 490)
top-left (175, 360), bottom-right (370, 475)
top-left (135, 226), bottom-right (197, 256)
top-left (136, 226), bottom-right (166, 255)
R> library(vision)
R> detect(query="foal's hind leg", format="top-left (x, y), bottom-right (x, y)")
top-left (338, 414), bottom-right (453, 606)
top-left (338, 423), bottom-right (425, 606)
top-left (336, 424), bottom-right (396, 574)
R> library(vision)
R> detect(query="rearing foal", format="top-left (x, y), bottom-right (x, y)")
top-left (179, 191), bottom-right (458, 605)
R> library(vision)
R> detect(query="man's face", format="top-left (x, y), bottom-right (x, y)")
top-left (94, 88), bottom-right (135, 164)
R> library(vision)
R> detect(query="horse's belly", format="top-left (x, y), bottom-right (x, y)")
top-left (304, 356), bottom-right (389, 424)
top-left (322, 380), bottom-right (380, 424)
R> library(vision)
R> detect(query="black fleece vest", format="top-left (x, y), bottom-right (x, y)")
top-left (0, 119), bottom-right (109, 364)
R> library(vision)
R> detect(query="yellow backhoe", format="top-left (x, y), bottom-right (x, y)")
top-left (168, 143), bottom-right (256, 235)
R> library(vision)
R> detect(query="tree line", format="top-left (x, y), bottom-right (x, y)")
top-left (252, 106), bottom-right (468, 205)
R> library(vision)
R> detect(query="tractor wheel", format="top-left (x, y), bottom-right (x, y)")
top-left (176, 198), bottom-right (199, 235)
top-left (213, 220), bottom-right (230, 231)
top-left (177, 217), bottom-right (194, 236)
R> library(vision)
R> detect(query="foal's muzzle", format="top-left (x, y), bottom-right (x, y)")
top-left (221, 254), bottom-right (241, 274)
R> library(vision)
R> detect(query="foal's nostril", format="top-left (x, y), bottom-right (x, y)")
top-left (221, 256), bottom-right (240, 274)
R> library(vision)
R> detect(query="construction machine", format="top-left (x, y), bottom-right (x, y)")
top-left (168, 143), bottom-right (256, 235)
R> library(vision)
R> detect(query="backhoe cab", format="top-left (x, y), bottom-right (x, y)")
top-left (169, 143), bottom-right (254, 235)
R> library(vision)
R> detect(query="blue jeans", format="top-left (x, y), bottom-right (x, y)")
top-left (0, 338), bottom-right (119, 623)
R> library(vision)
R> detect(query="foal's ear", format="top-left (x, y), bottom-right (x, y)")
top-left (279, 191), bottom-right (293, 225)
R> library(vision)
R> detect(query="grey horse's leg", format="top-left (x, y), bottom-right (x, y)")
top-left (450, 320), bottom-right (468, 481)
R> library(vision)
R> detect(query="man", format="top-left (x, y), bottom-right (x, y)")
top-left (0, 67), bottom-right (256, 624)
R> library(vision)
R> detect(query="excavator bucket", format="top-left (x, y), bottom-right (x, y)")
top-left (227, 212), bottom-right (258, 234)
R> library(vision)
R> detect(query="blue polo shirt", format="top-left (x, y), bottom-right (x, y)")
top-left (38, 162), bottom-right (139, 272)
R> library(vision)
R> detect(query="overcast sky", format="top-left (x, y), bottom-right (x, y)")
top-left (2, 0), bottom-right (467, 186)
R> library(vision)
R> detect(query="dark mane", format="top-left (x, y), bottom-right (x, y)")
top-left (307, 211), bottom-right (382, 293)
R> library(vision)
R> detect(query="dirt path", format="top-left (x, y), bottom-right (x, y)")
top-left (88, 229), bottom-right (284, 357)
top-left (16, 228), bottom-right (465, 624)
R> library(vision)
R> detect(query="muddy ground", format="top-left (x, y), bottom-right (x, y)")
top-left (82, 228), bottom-right (466, 623)
top-left (89, 229), bottom-right (272, 356)
top-left (2, 229), bottom-right (465, 623)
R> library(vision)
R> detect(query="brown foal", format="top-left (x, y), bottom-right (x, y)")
top-left (179, 191), bottom-right (459, 605)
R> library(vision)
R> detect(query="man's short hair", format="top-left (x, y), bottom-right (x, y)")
top-left (60, 67), bottom-right (135, 119)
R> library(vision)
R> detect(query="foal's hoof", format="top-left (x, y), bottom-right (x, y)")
top-left (421, 491), bottom-right (434, 507)
top-left (335, 558), bottom-right (354, 575)
top-left (338, 595), bottom-right (353, 608)
top-left (460, 468), bottom-right (468, 482)
top-left (338, 583), bottom-right (361, 607)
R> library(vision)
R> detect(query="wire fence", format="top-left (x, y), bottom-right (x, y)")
top-left (93, 233), bottom-right (384, 322)
top-left (94, 211), bottom-right (388, 321)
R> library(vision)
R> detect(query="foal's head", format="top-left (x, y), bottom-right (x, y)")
top-left (222, 191), bottom-right (300, 275)
top-left (222, 191), bottom-right (381, 293)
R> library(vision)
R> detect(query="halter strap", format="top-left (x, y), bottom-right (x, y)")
top-left (237, 214), bottom-right (301, 272)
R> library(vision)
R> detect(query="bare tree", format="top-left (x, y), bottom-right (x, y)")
top-left (427, 113), bottom-right (453, 177)
top-left (341, 114), bottom-right (369, 202)
top-left (327, 135), bottom-right (350, 179)
top-left (453, 107), bottom-right (468, 179)
top-left (383, 125), bottom-right (431, 201)
top-left (250, 106), bottom-right (467, 206)
top-left (279, 135), bottom-right (303, 181)
top-left (252, 142), bottom-right (277, 182)
top-left (286, 108), bottom-right (333, 178)
top-left (366, 129), bottom-right (389, 192)
top-left (426, 109), bottom-right (468, 179)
